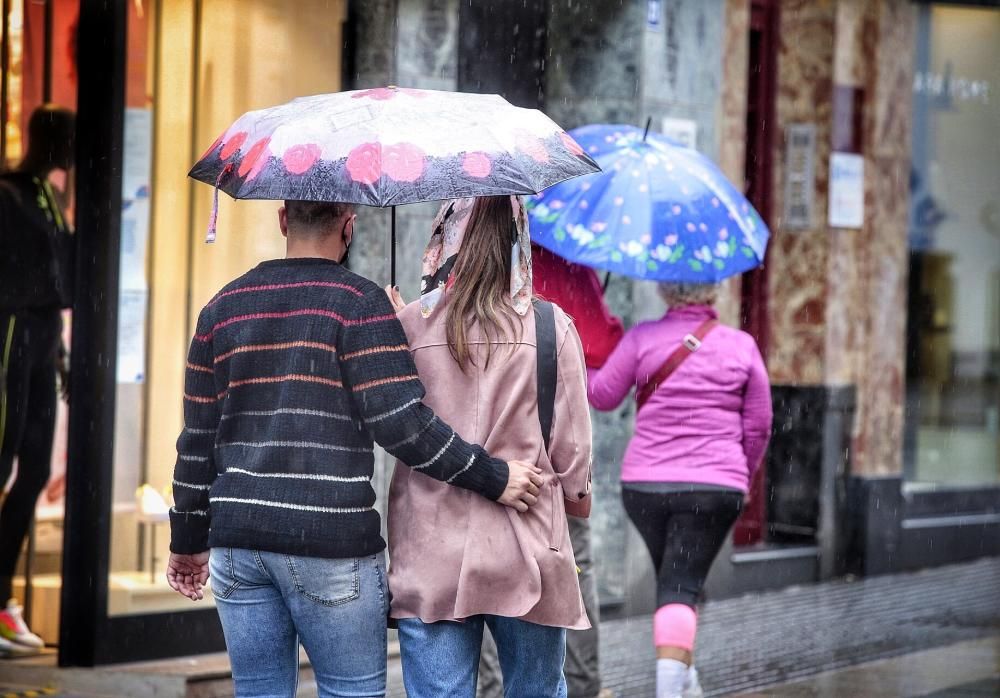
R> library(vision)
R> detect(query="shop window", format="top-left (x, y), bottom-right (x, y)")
top-left (905, 4), bottom-right (1000, 486)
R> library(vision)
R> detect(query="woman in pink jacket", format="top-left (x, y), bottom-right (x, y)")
top-left (588, 282), bottom-right (772, 698)
top-left (386, 196), bottom-right (593, 698)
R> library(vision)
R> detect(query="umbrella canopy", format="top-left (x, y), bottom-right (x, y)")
top-left (189, 86), bottom-right (598, 209)
top-left (526, 124), bottom-right (769, 283)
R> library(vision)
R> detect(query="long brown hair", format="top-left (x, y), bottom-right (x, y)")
top-left (445, 196), bottom-right (523, 371)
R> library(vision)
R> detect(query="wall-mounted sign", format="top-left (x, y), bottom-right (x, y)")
top-left (782, 123), bottom-right (816, 230)
top-left (828, 152), bottom-right (865, 229)
top-left (661, 117), bottom-right (698, 150)
top-left (647, 0), bottom-right (662, 30)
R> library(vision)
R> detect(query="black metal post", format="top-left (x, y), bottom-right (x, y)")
top-left (59, 0), bottom-right (127, 668)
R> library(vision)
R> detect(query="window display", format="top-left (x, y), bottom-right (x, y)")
top-left (905, 4), bottom-right (1000, 486)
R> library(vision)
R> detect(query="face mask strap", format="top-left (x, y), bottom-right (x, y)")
top-left (339, 215), bottom-right (355, 265)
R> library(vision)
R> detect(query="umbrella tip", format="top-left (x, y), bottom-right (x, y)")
top-left (643, 117), bottom-right (652, 142)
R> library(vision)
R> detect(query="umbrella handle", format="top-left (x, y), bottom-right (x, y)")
top-left (391, 206), bottom-right (397, 287)
top-left (602, 271), bottom-right (612, 293)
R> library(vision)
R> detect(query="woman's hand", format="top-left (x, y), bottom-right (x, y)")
top-left (384, 285), bottom-right (406, 313)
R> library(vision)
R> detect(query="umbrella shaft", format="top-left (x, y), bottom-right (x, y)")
top-left (391, 206), bottom-right (397, 287)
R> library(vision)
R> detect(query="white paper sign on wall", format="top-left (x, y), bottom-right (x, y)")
top-left (661, 117), bottom-right (698, 150)
top-left (828, 152), bottom-right (864, 229)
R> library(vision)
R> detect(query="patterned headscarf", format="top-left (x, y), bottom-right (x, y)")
top-left (419, 196), bottom-right (533, 318)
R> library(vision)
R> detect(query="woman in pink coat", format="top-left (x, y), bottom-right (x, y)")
top-left (588, 282), bottom-right (772, 698)
top-left (386, 196), bottom-right (593, 698)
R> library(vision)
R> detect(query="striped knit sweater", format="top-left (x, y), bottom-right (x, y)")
top-left (169, 257), bottom-right (509, 558)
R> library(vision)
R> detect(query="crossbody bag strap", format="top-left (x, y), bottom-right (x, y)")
top-left (635, 319), bottom-right (718, 410)
top-left (533, 299), bottom-right (557, 452)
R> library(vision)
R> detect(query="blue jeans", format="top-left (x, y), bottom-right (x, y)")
top-left (209, 548), bottom-right (388, 698)
top-left (398, 615), bottom-right (567, 698)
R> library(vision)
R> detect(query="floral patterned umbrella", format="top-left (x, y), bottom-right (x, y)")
top-left (189, 86), bottom-right (598, 281)
top-left (526, 123), bottom-right (770, 284)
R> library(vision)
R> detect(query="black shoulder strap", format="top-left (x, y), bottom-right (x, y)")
top-left (533, 299), bottom-right (557, 453)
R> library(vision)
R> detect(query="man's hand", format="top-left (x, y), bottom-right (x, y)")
top-left (498, 460), bottom-right (544, 512)
top-left (166, 551), bottom-right (210, 601)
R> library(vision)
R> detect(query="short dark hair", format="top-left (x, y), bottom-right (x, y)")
top-left (284, 200), bottom-right (353, 234)
top-left (26, 104), bottom-right (75, 167)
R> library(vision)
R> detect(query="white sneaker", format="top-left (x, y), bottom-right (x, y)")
top-left (0, 633), bottom-right (41, 657)
top-left (683, 666), bottom-right (704, 698)
top-left (0, 600), bottom-right (44, 649)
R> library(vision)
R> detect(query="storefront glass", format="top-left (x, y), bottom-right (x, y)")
top-left (905, 4), bottom-right (1000, 486)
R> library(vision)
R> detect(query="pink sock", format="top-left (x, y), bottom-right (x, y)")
top-left (653, 603), bottom-right (697, 651)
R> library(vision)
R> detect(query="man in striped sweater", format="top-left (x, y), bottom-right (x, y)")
top-left (166, 200), bottom-right (542, 697)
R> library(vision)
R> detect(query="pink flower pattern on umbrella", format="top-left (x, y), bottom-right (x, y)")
top-left (220, 132), bottom-right (248, 160)
top-left (283, 143), bottom-right (322, 175)
top-left (383, 143), bottom-right (426, 182)
top-left (462, 152), bottom-right (492, 178)
top-left (560, 132), bottom-right (584, 156)
top-left (346, 143), bottom-right (382, 184)
top-left (516, 134), bottom-right (550, 163)
top-left (238, 138), bottom-right (271, 179)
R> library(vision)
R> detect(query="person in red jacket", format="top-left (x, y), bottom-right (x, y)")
top-left (479, 243), bottom-right (623, 698)
top-left (532, 244), bottom-right (624, 369)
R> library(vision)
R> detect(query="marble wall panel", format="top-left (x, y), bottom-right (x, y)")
top-left (719, 0), bottom-right (750, 186)
top-left (716, 0), bottom-right (751, 326)
top-left (824, 0), bottom-right (878, 386)
top-left (834, 0), bottom-right (868, 87)
top-left (852, 0), bottom-right (914, 476)
top-left (767, 0), bottom-right (837, 385)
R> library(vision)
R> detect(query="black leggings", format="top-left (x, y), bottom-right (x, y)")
top-left (0, 309), bottom-right (61, 595)
top-left (622, 488), bottom-right (743, 608)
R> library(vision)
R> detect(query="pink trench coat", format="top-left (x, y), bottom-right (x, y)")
top-left (387, 298), bottom-right (593, 630)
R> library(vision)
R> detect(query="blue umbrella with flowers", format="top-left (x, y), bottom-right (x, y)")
top-left (526, 122), bottom-right (769, 283)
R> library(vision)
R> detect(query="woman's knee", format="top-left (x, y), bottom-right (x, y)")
top-left (653, 603), bottom-right (698, 650)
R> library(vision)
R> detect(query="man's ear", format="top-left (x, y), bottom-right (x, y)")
top-left (278, 206), bottom-right (289, 238)
top-left (344, 214), bottom-right (357, 246)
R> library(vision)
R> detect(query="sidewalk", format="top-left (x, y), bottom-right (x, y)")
top-left (383, 556), bottom-right (1000, 696)
top-left (730, 636), bottom-right (1000, 697)
top-left (1, 557), bottom-right (997, 697)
